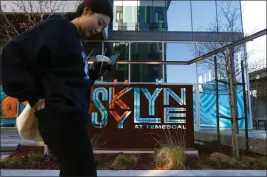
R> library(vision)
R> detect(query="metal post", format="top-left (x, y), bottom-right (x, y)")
top-left (241, 60), bottom-right (249, 151)
top-left (214, 56), bottom-right (220, 144)
top-left (129, 42), bottom-right (131, 83)
top-left (101, 42), bottom-right (104, 84)
top-left (195, 61), bottom-right (200, 130)
top-left (162, 42), bottom-right (165, 82)
top-left (195, 83), bottom-right (200, 130)
top-left (243, 44), bottom-right (253, 129)
top-left (16, 101), bottom-right (20, 127)
top-left (0, 85), bottom-right (2, 118)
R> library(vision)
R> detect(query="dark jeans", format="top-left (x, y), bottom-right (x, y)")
top-left (37, 115), bottom-right (97, 176)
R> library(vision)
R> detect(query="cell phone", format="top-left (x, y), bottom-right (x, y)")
top-left (109, 54), bottom-right (120, 65)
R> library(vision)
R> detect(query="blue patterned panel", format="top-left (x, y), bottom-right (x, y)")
top-left (198, 81), bottom-right (251, 129)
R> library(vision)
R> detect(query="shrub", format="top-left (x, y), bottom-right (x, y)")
top-left (202, 152), bottom-right (244, 169)
top-left (240, 156), bottom-right (267, 169)
top-left (111, 154), bottom-right (138, 170)
top-left (257, 156), bottom-right (267, 169)
top-left (154, 146), bottom-right (186, 169)
top-left (29, 153), bottom-right (44, 163)
top-left (240, 156), bottom-right (257, 168)
top-left (0, 158), bottom-right (24, 169)
top-left (153, 130), bottom-right (186, 169)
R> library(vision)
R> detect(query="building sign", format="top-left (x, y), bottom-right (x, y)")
top-left (89, 84), bottom-right (194, 150)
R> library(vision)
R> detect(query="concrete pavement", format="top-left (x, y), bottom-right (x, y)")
top-left (0, 170), bottom-right (266, 176)
top-left (1, 127), bottom-right (43, 160)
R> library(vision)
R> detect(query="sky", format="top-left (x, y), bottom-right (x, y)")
top-left (241, 1), bottom-right (267, 72)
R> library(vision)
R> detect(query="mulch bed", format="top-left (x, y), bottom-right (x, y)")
top-left (1, 144), bottom-right (266, 170)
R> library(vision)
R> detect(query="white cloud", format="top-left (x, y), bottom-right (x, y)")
top-left (241, 1), bottom-right (267, 72)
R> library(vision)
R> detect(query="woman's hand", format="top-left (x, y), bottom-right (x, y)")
top-left (92, 60), bottom-right (113, 76)
top-left (89, 61), bottom-right (114, 80)
top-left (33, 99), bottom-right (46, 111)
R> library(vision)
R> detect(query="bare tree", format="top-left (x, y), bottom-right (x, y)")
top-left (193, 1), bottom-right (260, 159)
top-left (194, 2), bottom-right (259, 81)
top-left (0, 0), bottom-right (81, 43)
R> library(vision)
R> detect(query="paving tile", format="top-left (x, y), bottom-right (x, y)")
top-left (1, 152), bottom-right (13, 160)
top-left (191, 170), bottom-right (267, 176)
top-left (0, 144), bottom-right (19, 152)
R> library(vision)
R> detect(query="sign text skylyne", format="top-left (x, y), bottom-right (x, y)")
top-left (91, 87), bottom-right (187, 130)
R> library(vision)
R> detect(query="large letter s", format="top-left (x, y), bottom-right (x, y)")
top-left (91, 87), bottom-right (108, 128)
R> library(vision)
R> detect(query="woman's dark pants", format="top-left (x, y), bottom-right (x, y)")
top-left (37, 115), bottom-right (97, 177)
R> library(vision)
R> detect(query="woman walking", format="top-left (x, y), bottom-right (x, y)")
top-left (0, 0), bottom-right (113, 176)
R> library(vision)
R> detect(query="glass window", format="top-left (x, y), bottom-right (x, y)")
top-left (196, 45), bottom-right (246, 85)
top-left (138, 0), bottom-right (167, 31)
top-left (130, 64), bottom-right (164, 82)
top-left (164, 42), bottom-right (197, 83)
top-left (233, 45), bottom-right (246, 83)
top-left (130, 42), bottom-right (163, 61)
top-left (166, 65), bottom-right (197, 84)
top-left (97, 41), bottom-right (130, 82)
top-left (138, 0), bottom-right (153, 31)
top-left (150, 0), bottom-right (167, 31)
top-left (194, 41), bottom-right (230, 85)
top-left (112, 0), bottom-right (168, 31)
top-left (111, 0), bottom-right (138, 31)
top-left (115, 7), bottom-right (123, 22)
top-left (104, 42), bottom-right (129, 61)
top-left (167, 1), bottom-right (192, 31)
top-left (191, 1), bottom-right (217, 32)
top-left (112, 0), bottom-right (123, 31)
top-left (164, 42), bottom-right (195, 61)
top-left (124, 5), bottom-right (137, 31)
top-left (103, 64), bottom-right (129, 82)
top-left (81, 42), bottom-right (103, 59)
top-left (194, 42), bottom-right (226, 58)
top-left (216, 1), bottom-right (242, 32)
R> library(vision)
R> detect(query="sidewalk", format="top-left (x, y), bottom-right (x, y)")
top-left (1, 170), bottom-right (266, 176)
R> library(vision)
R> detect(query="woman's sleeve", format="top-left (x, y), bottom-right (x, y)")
top-left (0, 16), bottom-right (68, 106)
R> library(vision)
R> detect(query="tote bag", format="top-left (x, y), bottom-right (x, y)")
top-left (16, 102), bottom-right (44, 143)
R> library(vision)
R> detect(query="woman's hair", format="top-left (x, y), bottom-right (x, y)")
top-left (64, 0), bottom-right (113, 22)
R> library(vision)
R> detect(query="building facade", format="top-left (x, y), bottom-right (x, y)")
top-left (0, 0), bottom-right (254, 129)
top-left (97, 0), bottom-right (251, 129)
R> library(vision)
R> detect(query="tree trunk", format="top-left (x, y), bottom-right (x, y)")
top-left (226, 48), bottom-right (240, 159)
